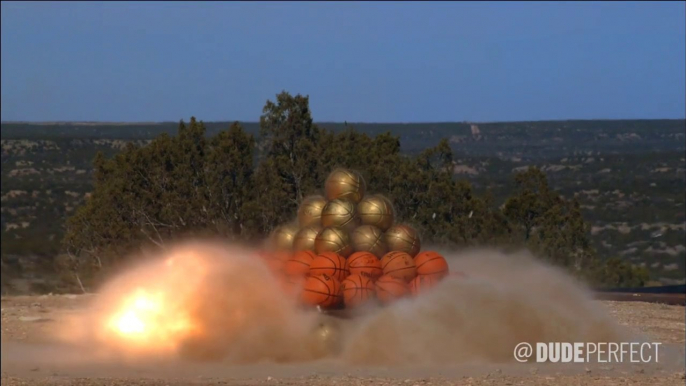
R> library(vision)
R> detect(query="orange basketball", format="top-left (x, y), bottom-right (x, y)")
top-left (274, 251), bottom-right (292, 262)
top-left (310, 252), bottom-right (349, 281)
top-left (374, 274), bottom-right (409, 303)
top-left (409, 274), bottom-right (441, 296)
top-left (341, 274), bottom-right (376, 308)
top-left (346, 251), bottom-right (383, 280)
top-left (284, 250), bottom-right (317, 277)
top-left (301, 274), bottom-right (342, 308)
top-left (264, 256), bottom-right (284, 274)
top-left (256, 249), bottom-right (272, 260)
top-left (414, 251), bottom-right (449, 279)
top-left (258, 250), bottom-right (291, 275)
top-left (381, 251), bottom-right (417, 282)
top-left (278, 275), bottom-right (305, 298)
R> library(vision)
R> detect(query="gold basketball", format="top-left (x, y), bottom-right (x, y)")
top-left (270, 223), bottom-right (300, 251)
top-left (385, 224), bottom-right (421, 257)
top-left (324, 168), bottom-right (367, 203)
top-left (357, 194), bottom-right (395, 231)
top-left (311, 319), bottom-right (342, 356)
top-left (297, 195), bottom-right (327, 228)
top-left (321, 198), bottom-right (359, 232)
top-left (314, 226), bottom-right (353, 257)
top-left (293, 225), bottom-right (322, 251)
top-left (350, 225), bottom-right (388, 258)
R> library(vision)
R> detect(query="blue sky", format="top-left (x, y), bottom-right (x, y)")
top-left (1, 1), bottom-right (684, 122)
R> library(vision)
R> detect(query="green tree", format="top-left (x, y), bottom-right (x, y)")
top-left (591, 257), bottom-right (650, 288)
top-left (258, 91), bottom-right (323, 203)
top-left (61, 120), bottom-right (258, 289)
top-left (502, 167), bottom-right (649, 286)
top-left (503, 167), bottom-right (559, 241)
top-left (248, 92), bottom-right (326, 232)
top-left (317, 133), bottom-right (505, 247)
top-left (59, 92), bottom-right (653, 290)
top-left (205, 122), bottom-right (256, 238)
top-left (244, 157), bottom-right (293, 235)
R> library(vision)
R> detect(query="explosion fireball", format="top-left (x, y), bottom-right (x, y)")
top-left (38, 168), bottom-right (640, 368)
top-left (96, 250), bottom-right (212, 353)
top-left (106, 288), bottom-right (195, 348)
top-left (60, 242), bottom-right (323, 363)
top-left (54, 241), bottom-right (628, 366)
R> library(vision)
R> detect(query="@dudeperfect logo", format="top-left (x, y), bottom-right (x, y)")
top-left (514, 342), bottom-right (662, 363)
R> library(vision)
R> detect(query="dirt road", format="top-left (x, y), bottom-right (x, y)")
top-left (1, 294), bottom-right (684, 386)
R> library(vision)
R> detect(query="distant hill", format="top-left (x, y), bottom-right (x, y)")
top-left (1, 119), bottom-right (684, 290)
top-left (2, 119), bottom-right (684, 158)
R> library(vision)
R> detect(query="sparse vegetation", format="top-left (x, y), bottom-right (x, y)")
top-left (1, 93), bottom-right (683, 292)
top-left (50, 92), bottom-right (650, 291)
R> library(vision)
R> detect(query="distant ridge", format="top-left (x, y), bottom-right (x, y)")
top-left (0, 121), bottom-right (167, 126)
top-left (2, 118), bottom-right (684, 125)
top-left (2, 119), bottom-right (683, 159)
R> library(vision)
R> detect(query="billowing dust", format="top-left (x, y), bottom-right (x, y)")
top-left (52, 241), bottom-right (630, 366)
top-left (340, 248), bottom-right (629, 365)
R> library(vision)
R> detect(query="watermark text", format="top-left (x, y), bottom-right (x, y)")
top-left (514, 342), bottom-right (662, 363)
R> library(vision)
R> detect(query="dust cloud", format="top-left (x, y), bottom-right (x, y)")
top-left (341, 248), bottom-right (629, 365)
top-left (54, 241), bottom-right (327, 364)
top-left (51, 241), bottom-right (630, 367)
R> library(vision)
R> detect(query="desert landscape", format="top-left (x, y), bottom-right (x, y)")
top-left (2, 292), bottom-right (685, 385)
top-left (2, 2), bottom-right (684, 385)
top-left (3, 119), bottom-right (685, 292)
top-left (2, 246), bottom-right (685, 386)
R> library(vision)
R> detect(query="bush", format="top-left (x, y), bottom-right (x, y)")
top-left (61, 91), bottom-right (648, 290)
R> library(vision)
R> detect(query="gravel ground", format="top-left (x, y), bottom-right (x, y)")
top-left (1, 294), bottom-right (684, 386)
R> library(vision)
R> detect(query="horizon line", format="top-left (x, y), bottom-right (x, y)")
top-left (2, 118), bottom-right (685, 125)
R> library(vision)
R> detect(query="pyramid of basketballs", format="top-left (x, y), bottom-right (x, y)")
top-left (259, 168), bottom-right (452, 311)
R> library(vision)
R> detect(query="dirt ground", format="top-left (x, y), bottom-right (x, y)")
top-left (1, 294), bottom-right (685, 386)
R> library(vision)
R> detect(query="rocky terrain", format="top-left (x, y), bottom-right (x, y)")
top-left (1, 294), bottom-right (684, 386)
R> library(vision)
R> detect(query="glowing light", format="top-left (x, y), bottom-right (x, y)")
top-left (95, 246), bottom-right (237, 355)
top-left (117, 311), bottom-right (146, 334)
top-left (105, 287), bottom-right (196, 352)
top-left (134, 295), bottom-right (159, 311)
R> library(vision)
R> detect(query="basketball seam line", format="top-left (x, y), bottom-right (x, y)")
top-left (305, 278), bottom-right (343, 304)
top-left (416, 257), bottom-right (442, 269)
top-left (304, 288), bottom-right (341, 297)
top-left (288, 260), bottom-right (312, 267)
top-left (311, 268), bottom-right (348, 272)
top-left (386, 267), bottom-right (415, 274)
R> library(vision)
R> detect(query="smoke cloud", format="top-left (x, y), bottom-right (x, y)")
top-left (50, 241), bottom-right (629, 366)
